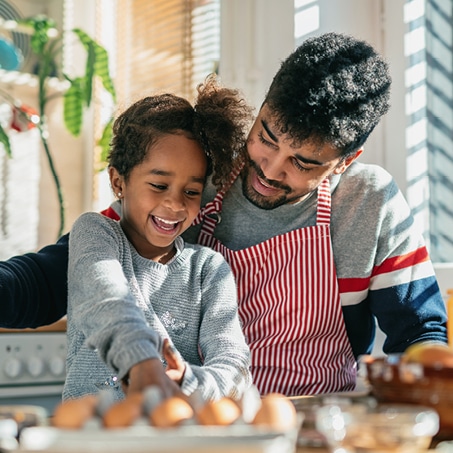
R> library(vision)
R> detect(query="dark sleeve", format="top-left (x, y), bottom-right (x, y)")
top-left (0, 234), bottom-right (69, 328)
top-left (342, 301), bottom-right (376, 359)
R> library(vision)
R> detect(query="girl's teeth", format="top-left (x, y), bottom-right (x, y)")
top-left (153, 216), bottom-right (180, 231)
top-left (155, 216), bottom-right (178, 225)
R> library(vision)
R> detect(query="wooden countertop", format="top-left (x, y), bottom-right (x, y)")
top-left (297, 448), bottom-right (326, 453)
top-left (0, 317), bottom-right (67, 333)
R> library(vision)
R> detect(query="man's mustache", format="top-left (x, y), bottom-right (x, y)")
top-left (249, 159), bottom-right (292, 193)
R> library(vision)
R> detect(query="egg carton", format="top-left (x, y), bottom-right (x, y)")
top-left (19, 424), bottom-right (297, 453)
top-left (17, 387), bottom-right (299, 453)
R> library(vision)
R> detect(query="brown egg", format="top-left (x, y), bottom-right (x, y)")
top-left (196, 397), bottom-right (241, 426)
top-left (103, 393), bottom-right (144, 428)
top-left (149, 396), bottom-right (194, 428)
top-left (252, 393), bottom-right (298, 431)
top-left (52, 394), bottom-right (98, 429)
top-left (403, 343), bottom-right (453, 367)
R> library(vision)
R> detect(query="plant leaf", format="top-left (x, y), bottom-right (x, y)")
top-left (18, 15), bottom-right (58, 55)
top-left (97, 117), bottom-right (114, 171)
top-left (63, 79), bottom-right (84, 136)
top-left (84, 42), bottom-right (96, 107)
top-left (0, 124), bottom-right (12, 158)
top-left (72, 28), bottom-right (116, 101)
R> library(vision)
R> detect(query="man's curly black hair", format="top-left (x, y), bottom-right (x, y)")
top-left (264, 32), bottom-right (391, 157)
top-left (108, 74), bottom-right (254, 190)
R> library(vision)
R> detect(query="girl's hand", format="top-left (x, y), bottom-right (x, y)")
top-left (121, 357), bottom-right (182, 397)
top-left (163, 338), bottom-right (186, 385)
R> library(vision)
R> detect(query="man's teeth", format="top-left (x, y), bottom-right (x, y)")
top-left (259, 178), bottom-right (273, 188)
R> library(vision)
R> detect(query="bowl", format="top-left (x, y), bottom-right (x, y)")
top-left (365, 355), bottom-right (453, 442)
top-left (315, 401), bottom-right (439, 452)
top-left (289, 393), bottom-right (375, 448)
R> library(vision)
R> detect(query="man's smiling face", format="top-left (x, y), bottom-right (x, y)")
top-left (242, 104), bottom-right (361, 210)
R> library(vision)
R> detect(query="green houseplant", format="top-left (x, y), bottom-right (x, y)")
top-left (0, 15), bottom-right (116, 239)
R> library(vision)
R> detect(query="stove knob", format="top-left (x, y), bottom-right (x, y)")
top-left (49, 357), bottom-right (65, 376)
top-left (4, 357), bottom-right (23, 378)
top-left (27, 357), bottom-right (45, 377)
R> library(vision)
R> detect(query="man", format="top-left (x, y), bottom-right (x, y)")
top-left (0, 33), bottom-right (447, 396)
top-left (183, 32), bottom-right (447, 395)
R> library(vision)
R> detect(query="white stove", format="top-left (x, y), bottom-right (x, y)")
top-left (0, 321), bottom-right (67, 415)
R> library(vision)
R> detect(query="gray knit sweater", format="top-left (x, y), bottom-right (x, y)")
top-left (64, 212), bottom-right (251, 401)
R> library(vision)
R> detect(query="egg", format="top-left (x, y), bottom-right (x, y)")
top-left (52, 394), bottom-right (98, 429)
top-left (103, 393), bottom-right (144, 428)
top-left (149, 396), bottom-right (194, 428)
top-left (196, 397), bottom-right (241, 426)
top-left (252, 393), bottom-right (298, 431)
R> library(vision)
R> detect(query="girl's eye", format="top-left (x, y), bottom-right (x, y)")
top-left (185, 189), bottom-right (202, 197)
top-left (150, 183), bottom-right (167, 190)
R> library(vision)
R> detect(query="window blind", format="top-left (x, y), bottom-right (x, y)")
top-left (92, 0), bottom-right (220, 207)
top-left (115, 0), bottom-right (220, 105)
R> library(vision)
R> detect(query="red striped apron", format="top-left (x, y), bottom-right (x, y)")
top-left (193, 169), bottom-right (357, 395)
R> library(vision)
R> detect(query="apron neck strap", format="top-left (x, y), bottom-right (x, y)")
top-left (192, 162), bottom-right (244, 226)
top-left (316, 178), bottom-right (331, 226)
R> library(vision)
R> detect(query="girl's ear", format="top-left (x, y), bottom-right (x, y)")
top-left (109, 167), bottom-right (125, 198)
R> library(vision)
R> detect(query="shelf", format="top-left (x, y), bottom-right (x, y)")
top-left (0, 68), bottom-right (68, 96)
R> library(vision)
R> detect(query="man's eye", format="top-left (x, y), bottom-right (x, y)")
top-left (293, 159), bottom-right (313, 172)
top-left (258, 131), bottom-right (274, 146)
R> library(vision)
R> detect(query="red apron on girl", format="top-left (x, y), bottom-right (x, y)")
top-left (193, 169), bottom-right (356, 395)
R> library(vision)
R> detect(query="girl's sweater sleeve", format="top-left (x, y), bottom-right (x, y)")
top-left (67, 212), bottom-right (161, 380)
top-left (178, 251), bottom-right (252, 400)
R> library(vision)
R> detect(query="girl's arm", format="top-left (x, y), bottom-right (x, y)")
top-left (177, 252), bottom-right (252, 401)
top-left (67, 212), bottom-right (182, 398)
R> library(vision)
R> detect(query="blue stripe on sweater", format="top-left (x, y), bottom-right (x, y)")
top-left (343, 275), bottom-right (447, 358)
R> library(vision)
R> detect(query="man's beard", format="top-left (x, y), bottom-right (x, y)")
top-left (241, 159), bottom-right (293, 210)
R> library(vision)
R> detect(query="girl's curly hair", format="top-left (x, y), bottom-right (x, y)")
top-left (108, 75), bottom-right (254, 190)
top-left (264, 32), bottom-right (391, 157)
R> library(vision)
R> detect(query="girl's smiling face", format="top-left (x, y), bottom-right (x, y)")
top-left (110, 133), bottom-right (207, 262)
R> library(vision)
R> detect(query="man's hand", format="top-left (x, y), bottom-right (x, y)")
top-left (162, 338), bottom-right (186, 384)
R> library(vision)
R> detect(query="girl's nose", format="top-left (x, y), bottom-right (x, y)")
top-left (164, 192), bottom-right (185, 211)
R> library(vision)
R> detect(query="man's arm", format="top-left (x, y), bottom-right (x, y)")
top-left (0, 234), bottom-right (69, 328)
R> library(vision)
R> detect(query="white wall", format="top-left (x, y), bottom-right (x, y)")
top-left (219, 0), bottom-right (408, 193)
top-left (220, 0), bottom-right (295, 111)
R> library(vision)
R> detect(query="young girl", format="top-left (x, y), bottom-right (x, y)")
top-left (64, 76), bottom-right (254, 402)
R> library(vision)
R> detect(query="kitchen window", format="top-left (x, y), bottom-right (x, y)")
top-left (294, 0), bottom-right (453, 263)
top-left (409, 0), bottom-right (453, 262)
